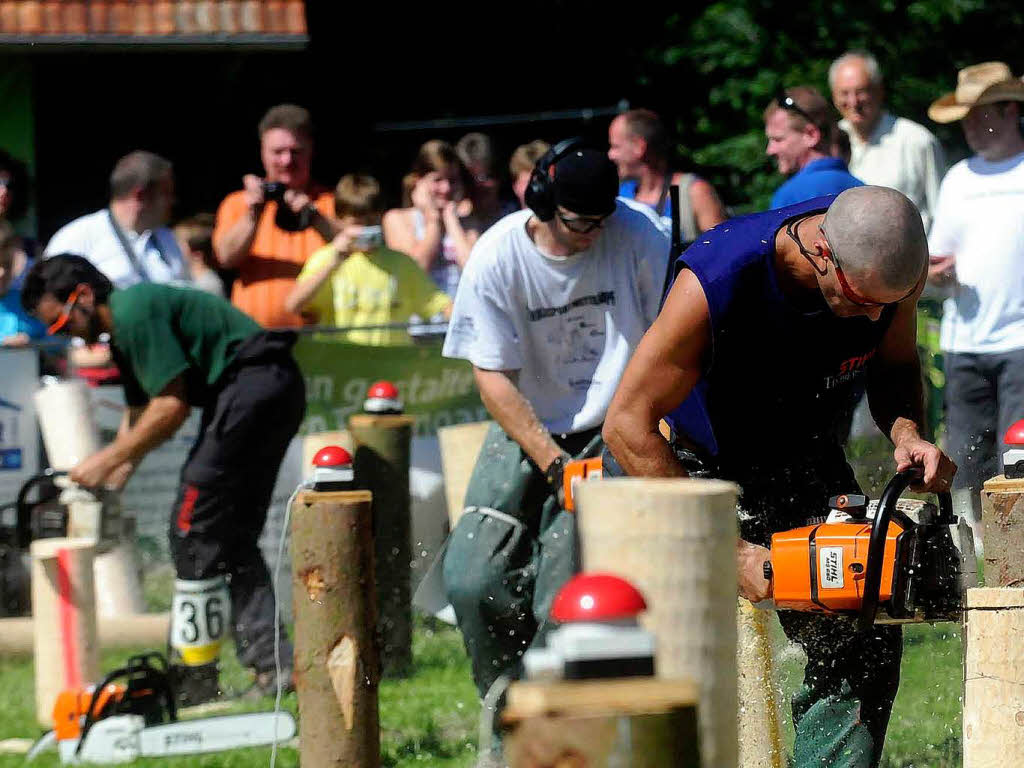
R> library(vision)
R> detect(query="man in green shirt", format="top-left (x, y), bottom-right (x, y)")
top-left (23, 254), bottom-right (306, 705)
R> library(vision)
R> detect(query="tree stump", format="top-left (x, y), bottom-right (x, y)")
top-left (981, 475), bottom-right (1024, 587)
top-left (291, 490), bottom-right (379, 768)
top-left (31, 538), bottom-right (99, 728)
top-left (576, 477), bottom-right (740, 768)
top-left (349, 413), bottom-right (415, 677)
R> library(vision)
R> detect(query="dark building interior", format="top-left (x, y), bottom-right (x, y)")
top-left (8, 2), bottom-right (674, 240)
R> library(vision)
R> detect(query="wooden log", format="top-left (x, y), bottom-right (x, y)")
top-left (31, 538), bottom-right (100, 728)
top-left (502, 678), bottom-right (700, 768)
top-left (576, 477), bottom-right (740, 768)
top-left (981, 476), bottom-right (1024, 587)
top-left (291, 490), bottom-right (379, 768)
top-left (963, 587), bottom-right (1024, 767)
top-left (437, 420), bottom-right (492, 529)
top-left (0, 613), bottom-right (170, 656)
top-left (736, 600), bottom-right (785, 768)
top-left (348, 413), bottom-right (415, 677)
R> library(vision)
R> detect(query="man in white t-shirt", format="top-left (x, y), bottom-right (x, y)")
top-left (927, 62), bottom-right (1024, 538)
top-left (830, 51), bottom-right (945, 231)
top-left (440, 141), bottom-right (668, 710)
top-left (44, 151), bottom-right (188, 288)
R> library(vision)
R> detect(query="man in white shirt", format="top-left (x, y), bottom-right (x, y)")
top-left (927, 62), bottom-right (1024, 539)
top-left (830, 51), bottom-right (945, 231)
top-left (440, 141), bottom-right (668, 714)
top-left (44, 151), bottom-right (188, 288)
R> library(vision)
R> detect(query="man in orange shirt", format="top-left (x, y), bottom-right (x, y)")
top-left (213, 104), bottom-right (336, 328)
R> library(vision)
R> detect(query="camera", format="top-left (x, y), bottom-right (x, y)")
top-left (261, 181), bottom-right (287, 202)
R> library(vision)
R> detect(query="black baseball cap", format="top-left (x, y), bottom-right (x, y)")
top-left (551, 148), bottom-right (619, 218)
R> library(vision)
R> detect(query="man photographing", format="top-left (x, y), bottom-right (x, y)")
top-left (440, 140), bottom-right (668, 734)
top-left (214, 104), bottom-right (337, 328)
top-left (602, 186), bottom-right (955, 767)
top-left (22, 255), bottom-right (305, 704)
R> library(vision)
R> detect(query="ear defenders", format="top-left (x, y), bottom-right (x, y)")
top-left (524, 137), bottom-right (590, 222)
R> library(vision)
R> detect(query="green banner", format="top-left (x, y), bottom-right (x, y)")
top-left (293, 335), bottom-right (486, 437)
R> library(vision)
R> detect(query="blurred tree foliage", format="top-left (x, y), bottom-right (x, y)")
top-left (634, 0), bottom-right (1024, 212)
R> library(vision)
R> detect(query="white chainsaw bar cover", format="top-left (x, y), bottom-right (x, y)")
top-left (63, 711), bottom-right (297, 764)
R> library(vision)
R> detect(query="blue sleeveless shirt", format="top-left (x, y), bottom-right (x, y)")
top-left (665, 196), bottom-right (897, 465)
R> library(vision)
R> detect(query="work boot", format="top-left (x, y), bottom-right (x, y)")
top-left (171, 662), bottom-right (222, 708)
top-left (243, 666), bottom-right (294, 700)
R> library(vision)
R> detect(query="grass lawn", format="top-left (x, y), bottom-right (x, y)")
top-left (0, 620), bottom-right (479, 768)
top-left (0, 617), bottom-right (963, 767)
top-left (0, 439), bottom-right (966, 766)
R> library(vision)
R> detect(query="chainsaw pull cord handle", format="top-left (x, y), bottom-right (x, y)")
top-left (858, 468), bottom-right (920, 633)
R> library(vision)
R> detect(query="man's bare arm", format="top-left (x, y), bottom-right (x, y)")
top-left (71, 376), bottom-right (191, 488)
top-left (603, 270), bottom-right (772, 601)
top-left (688, 178), bottom-right (729, 233)
top-left (215, 209), bottom-right (260, 270)
top-left (473, 367), bottom-right (564, 472)
top-left (867, 282), bottom-right (956, 491)
top-left (866, 288), bottom-right (927, 442)
top-left (602, 269), bottom-right (711, 477)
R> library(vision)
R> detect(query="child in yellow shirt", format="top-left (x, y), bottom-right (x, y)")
top-left (285, 174), bottom-right (451, 346)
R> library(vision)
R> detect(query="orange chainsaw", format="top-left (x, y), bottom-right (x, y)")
top-left (564, 461), bottom-right (976, 629)
top-left (27, 652), bottom-right (296, 764)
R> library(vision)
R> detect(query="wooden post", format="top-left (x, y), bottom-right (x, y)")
top-left (963, 587), bottom-right (1024, 766)
top-left (0, 613), bottom-right (169, 656)
top-left (437, 421), bottom-right (492, 529)
top-left (348, 413), bottom-right (415, 677)
top-left (981, 475), bottom-right (1024, 587)
top-left (291, 489), bottom-right (379, 768)
top-left (964, 476), bottom-right (1024, 765)
top-left (576, 478), bottom-right (740, 768)
top-left (502, 678), bottom-right (700, 767)
top-left (30, 538), bottom-right (100, 728)
top-left (736, 600), bottom-right (785, 768)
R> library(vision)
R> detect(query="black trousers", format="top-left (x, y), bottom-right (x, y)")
top-left (945, 349), bottom-right (1024, 490)
top-left (169, 331), bottom-right (306, 672)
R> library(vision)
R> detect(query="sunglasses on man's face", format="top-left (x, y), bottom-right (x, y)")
top-left (775, 90), bottom-right (815, 125)
top-left (557, 212), bottom-right (608, 234)
top-left (818, 226), bottom-right (918, 307)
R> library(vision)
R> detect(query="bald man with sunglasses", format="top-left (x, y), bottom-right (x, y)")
top-left (603, 185), bottom-right (954, 768)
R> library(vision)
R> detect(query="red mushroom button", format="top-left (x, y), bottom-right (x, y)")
top-left (312, 445), bottom-right (352, 468)
top-left (367, 380), bottom-right (399, 400)
top-left (551, 573), bottom-right (647, 623)
top-left (364, 380), bottom-right (403, 413)
top-left (1005, 419), bottom-right (1024, 447)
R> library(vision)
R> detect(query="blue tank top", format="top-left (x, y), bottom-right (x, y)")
top-left (665, 195), bottom-right (897, 464)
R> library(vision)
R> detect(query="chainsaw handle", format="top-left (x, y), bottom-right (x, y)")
top-left (858, 469), bottom-right (954, 632)
top-left (15, 470), bottom-right (66, 548)
top-left (858, 469), bottom-right (917, 632)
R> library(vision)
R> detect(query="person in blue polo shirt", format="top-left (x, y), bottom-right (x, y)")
top-left (766, 86), bottom-right (863, 208)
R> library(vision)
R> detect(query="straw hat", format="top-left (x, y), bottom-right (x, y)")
top-left (928, 62), bottom-right (1024, 123)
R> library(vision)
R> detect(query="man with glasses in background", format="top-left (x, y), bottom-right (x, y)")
top-left (602, 185), bottom-right (955, 768)
top-left (439, 141), bottom-right (668, 747)
top-left (765, 87), bottom-right (863, 208)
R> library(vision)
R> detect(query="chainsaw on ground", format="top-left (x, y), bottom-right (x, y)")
top-left (27, 652), bottom-right (296, 764)
top-left (564, 459), bottom-right (976, 629)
